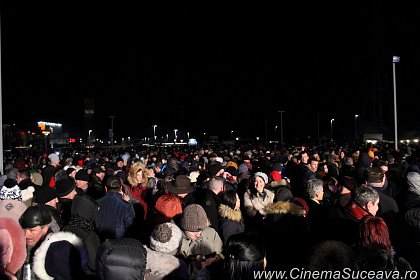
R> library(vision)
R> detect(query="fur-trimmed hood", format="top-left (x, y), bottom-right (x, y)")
top-left (33, 231), bottom-right (88, 280)
top-left (264, 201), bottom-right (306, 217)
top-left (219, 204), bottom-right (243, 223)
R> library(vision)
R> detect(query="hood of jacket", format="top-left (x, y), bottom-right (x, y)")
top-left (264, 201), bottom-right (306, 216)
top-left (219, 204), bottom-right (242, 223)
top-left (33, 231), bottom-right (88, 280)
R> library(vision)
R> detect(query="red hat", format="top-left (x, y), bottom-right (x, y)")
top-left (269, 170), bottom-right (282, 181)
top-left (154, 194), bottom-right (183, 219)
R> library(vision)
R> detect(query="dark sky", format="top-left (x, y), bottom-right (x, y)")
top-left (1, 3), bottom-right (419, 143)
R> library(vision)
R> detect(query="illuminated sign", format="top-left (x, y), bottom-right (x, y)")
top-left (38, 121), bottom-right (62, 127)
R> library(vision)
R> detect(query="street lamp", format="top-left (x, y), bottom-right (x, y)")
top-left (393, 55), bottom-right (400, 151)
top-left (153, 125), bottom-right (157, 141)
top-left (88, 130), bottom-right (92, 144)
top-left (231, 130), bottom-right (234, 140)
top-left (278, 110), bottom-right (285, 145)
top-left (187, 132), bottom-right (190, 139)
top-left (330, 119), bottom-right (335, 142)
top-left (354, 115), bottom-right (359, 141)
top-left (174, 129), bottom-right (178, 141)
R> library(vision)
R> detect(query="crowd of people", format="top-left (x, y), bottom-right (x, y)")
top-left (0, 141), bottom-right (419, 279)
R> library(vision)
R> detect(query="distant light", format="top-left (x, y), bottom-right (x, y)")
top-left (38, 121), bottom-right (62, 127)
top-left (392, 56), bottom-right (400, 63)
top-left (414, 139), bottom-right (419, 143)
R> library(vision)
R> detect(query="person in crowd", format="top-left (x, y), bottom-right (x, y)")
top-left (356, 215), bottom-right (412, 272)
top-left (32, 231), bottom-right (89, 280)
top-left (96, 238), bottom-right (147, 280)
top-left (195, 176), bottom-right (224, 234)
top-left (242, 172), bottom-right (274, 229)
top-left (306, 240), bottom-right (359, 272)
top-left (262, 196), bottom-right (310, 271)
top-left (178, 204), bottom-right (223, 277)
top-left (218, 190), bottom-right (245, 246)
top-left (74, 169), bottom-right (90, 195)
top-left (42, 153), bottom-right (60, 188)
top-left (87, 165), bottom-right (106, 199)
top-left (304, 178), bottom-right (329, 244)
top-left (95, 175), bottom-right (135, 241)
top-left (18, 204), bottom-right (53, 279)
top-left (146, 222), bottom-right (188, 279)
top-left (223, 232), bottom-right (266, 280)
top-left (127, 161), bottom-right (149, 221)
top-left (164, 174), bottom-right (196, 208)
top-left (144, 193), bottom-right (183, 241)
top-left (32, 186), bottom-right (62, 232)
top-left (62, 194), bottom-right (100, 276)
top-left (16, 169), bottom-right (37, 207)
top-left (328, 184), bottom-right (380, 245)
top-left (0, 178), bottom-right (22, 202)
top-left (55, 178), bottom-right (78, 227)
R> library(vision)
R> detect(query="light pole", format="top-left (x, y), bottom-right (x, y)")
top-left (354, 114), bottom-right (359, 141)
top-left (174, 129), bottom-right (178, 142)
top-left (153, 125), bottom-right (157, 141)
top-left (203, 132), bottom-right (206, 143)
top-left (231, 130), bottom-right (234, 140)
top-left (330, 118), bottom-right (335, 142)
top-left (393, 55), bottom-right (400, 151)
top-left (88, 129), bottom-right (92, 144)
top-left (278, 110), bottom-right (285, 145)
top-left (275, 126), bottom-right (278, 139)
top-left (187, 132), bottom-right (190, 139)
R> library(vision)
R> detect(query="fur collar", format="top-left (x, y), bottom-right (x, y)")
top-left (33, 231), bottom-right (88, 280)
top-left (264, 201), bottom-right (306, 216)
top-left (219, 204), bottom-right (243, 223)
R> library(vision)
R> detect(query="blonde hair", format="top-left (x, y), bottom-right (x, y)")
top-left (127, 162), bottom-right (148, 187)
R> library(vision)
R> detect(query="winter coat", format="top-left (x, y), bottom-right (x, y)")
top-left (32, 231), bottom-right (89, 280)
top-left (144, 247), bottom-right (188, 280)
top-left (195, 189), bottom-right (221, 234)
top-left (356, 247), bottom-right (412, 272)
top-left (95, 191), bottom-right (135, 240)
top-left (96, 238), bottom-right (147, 280)
top-left (243, 188), bottom-right (274, 217)
top-left (179, 227), bottom-right (223, 259)
top-left (218, 204), bottom-right (245, 245)
top-left (262, 201), bottom-right (311, 271)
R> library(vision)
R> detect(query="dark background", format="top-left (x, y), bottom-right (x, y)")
top-left (1, 3), bottom-right (419, 143)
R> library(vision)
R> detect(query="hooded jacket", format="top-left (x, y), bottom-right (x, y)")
top-left (218, 204), bottom-right (244, 245)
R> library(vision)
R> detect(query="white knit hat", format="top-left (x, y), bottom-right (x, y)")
top-left (149, 222), bottom-right (183, 255)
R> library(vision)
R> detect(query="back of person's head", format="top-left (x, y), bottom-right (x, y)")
top-left (359, 215), bottom-right (391, 253)
top-left (106, 175), bottom-right (122, 192)
top-left (305, 178), bottom-right (324, 199)
top-left (364, 167), bottom-right (384, 186)
top-left (96, 238), bottom-right (147, 280)
top-left (220, 190), bottom-right (238, 210)
top-left (352, 184), bottom-right (379, 209)
top-left (225, 232), bottom-right (266, 280)
top-left (306, 240), bottom-right (358, 271)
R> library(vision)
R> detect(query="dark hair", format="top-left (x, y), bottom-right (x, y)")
top-left (307, 240), bottom-right (358, 271)
top-left (220, 190), bottom-right (238, 210)
top-left (225, 232), bottom-right (266, 280)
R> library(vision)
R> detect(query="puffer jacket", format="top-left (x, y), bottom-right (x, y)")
top-left (96, 238), bottom-right (147, 280)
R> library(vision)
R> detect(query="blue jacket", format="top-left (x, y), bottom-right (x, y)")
top-left (96, 192), bottom-right (135, 240)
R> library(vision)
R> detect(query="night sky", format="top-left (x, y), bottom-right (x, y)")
top-left (1, 3), bottom-right (419, 143)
